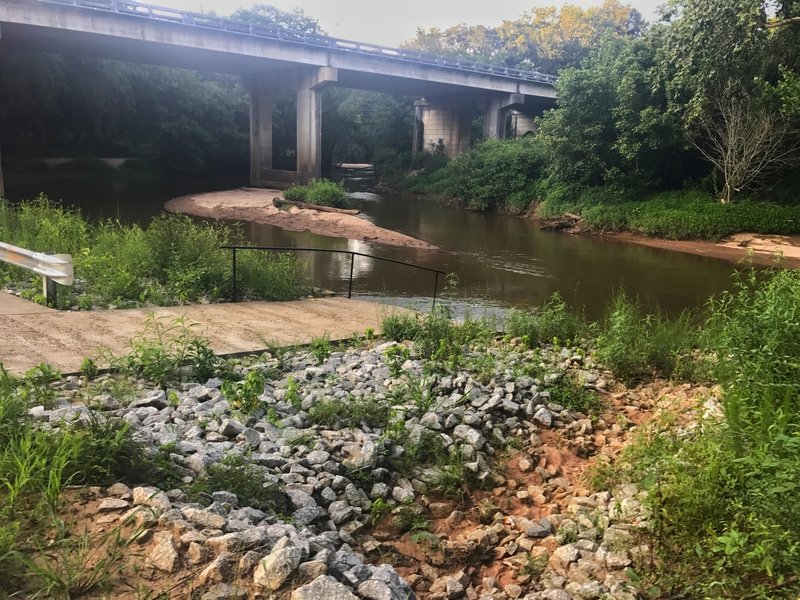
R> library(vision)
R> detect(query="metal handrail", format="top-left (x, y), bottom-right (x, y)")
top-left (221, 245), bottom-right (447, 310)
top-left (38, 0), bottom-right (558, 85)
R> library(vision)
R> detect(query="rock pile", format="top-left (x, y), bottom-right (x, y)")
top-left (32, 339), bottom-right (655, 599)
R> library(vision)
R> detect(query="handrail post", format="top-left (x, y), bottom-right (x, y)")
top-left (43, 276), bottom-right (57, 308)
top-left (347, 253), bottom-right (355, 299)
top-left (432, 271), bottom-right (439, 313)
top-left (232, 247), bottom-right (238, 303)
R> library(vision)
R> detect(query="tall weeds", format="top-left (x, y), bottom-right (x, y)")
top-left (595, 290), bottom-right (699, 383)
top-left (0, 196), bottom-right (311, 308)
top-left (609, 269), bottom-right (800, 597)
top-left (0, 365), bottom-right (174, 595)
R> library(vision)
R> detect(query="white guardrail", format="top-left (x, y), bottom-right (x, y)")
top-left (0, 241), bottom-right (74, 305)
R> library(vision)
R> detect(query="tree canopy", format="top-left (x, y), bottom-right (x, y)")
top-left (402, 0), bottom-right (644, 73)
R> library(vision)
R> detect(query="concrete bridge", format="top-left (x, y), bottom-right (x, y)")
top-left (0, 0), bottom-right (557, 188)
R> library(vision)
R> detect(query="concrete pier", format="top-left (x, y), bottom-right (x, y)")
top-left (413, 99), bottom-right (473, 159)
top-left (247, 67), bottom-right (337, 186)
top-left (0, 1), bottom-right (557, 187)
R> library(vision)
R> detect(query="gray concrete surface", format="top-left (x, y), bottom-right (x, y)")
top-left (0, 296), bottom-right (404, 373)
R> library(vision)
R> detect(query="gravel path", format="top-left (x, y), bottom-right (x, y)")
top-left (0, 297), bottom-right (399, 373)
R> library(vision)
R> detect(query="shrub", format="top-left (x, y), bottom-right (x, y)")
top-left (595, 291), bottom-right (698, 383)
top-left (505, 293), bottom-right (585, 347)
top-left (705, 268), bottom-right (800, 445)
top-left (283, 184), bottom-right (307, 202)
top-left (0, 197), bottom-right (311, 308)
top-left (612, 269), bottom-right (800, 597)
top-left (537, 185), bottom-right (800, 240)
top-left (283, 179), bottom-right (348, 208)
top-left (221, 370), bottom-right (265, 414)
top-left (382, 313), bottom-right (425, 343)
top-left (445, 138), bottom-right (546, 212)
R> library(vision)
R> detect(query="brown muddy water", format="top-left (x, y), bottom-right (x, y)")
top-left (8, 167), bottom-right (739, 319)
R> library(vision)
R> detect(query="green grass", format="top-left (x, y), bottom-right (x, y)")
top-left (381, 307), bottom-right (495, 369)
top-left (546, 374), bottom-right (604, 415)
top-left (0, 368), bottom-right (176, 595)
top-left (187, 454), bottom-right (289, 515)
top-left (505, 293), bottom-right (586, 348)
top-left (307, 395), bottom-right (394, 430)
top-left (594, 269), bottom-right (800, 598)
top-left (594, 290), bottom-right (700, 383)
top-left (538, 185), bottom-right (800, 241)
top-left (0, 195), bottom-right (311, 309)
top-left (283, 179), bottom-right (348, 208)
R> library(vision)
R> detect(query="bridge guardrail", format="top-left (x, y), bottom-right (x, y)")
top-left (0, 241), bottom-right (73, 306)
top-left (39, 0), bottom-right (558, 85)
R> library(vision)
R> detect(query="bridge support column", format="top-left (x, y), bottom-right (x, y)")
top-left (510, 110), bottom-right (538, 137)
top-left (246, 66), bottom-right (337, 187)
top-left (414, 99), bottom-right (472, 160)
top-left (296, 82), bottom-right (322, 183)
top-left (483, 93), bottom-right (524, 140)
top-left (247, 75), bottom-right (273, 187)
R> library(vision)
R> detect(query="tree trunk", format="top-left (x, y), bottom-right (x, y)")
top-left (721, 181), bottom-right (732, 204)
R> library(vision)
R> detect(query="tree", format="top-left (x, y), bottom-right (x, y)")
top-left (689, 83), bottom-right (797, 203)
top-left (230, 4), bottom-right (322, 34)
top-left (657, 0), bottom-right (769, 126)
top-left (322, 89), bottom-right (413, 169)
top-left (401, 24), bottom-right (505, 64)
top-left (498, 0), bottom-right (644, 72)
top-left (538, 35), bottom-right (687, 189)
top-left (402, 0), bottom-right (643, 73)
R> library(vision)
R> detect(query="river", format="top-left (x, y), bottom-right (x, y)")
top-left (9, 167), bottom-right (738, 319)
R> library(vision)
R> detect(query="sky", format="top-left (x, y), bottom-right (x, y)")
top-left (157, 0), bottom-right (664, 46)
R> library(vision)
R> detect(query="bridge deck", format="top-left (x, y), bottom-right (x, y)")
top-left (0, 296), bottom-right (403, 374)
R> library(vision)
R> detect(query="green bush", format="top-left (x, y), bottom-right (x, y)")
top-left (445, 138), bottom-right (546, 212)
top-left (595, 291), bottom-right (698, 383)
top-left (381, 313), bottom-right (425, 343)
top-left (612, 269), bottom-right (800, 597)
top-left (282, 179), bottom-right (348, 208)
top-left (283, 184), bottom-right (307, 202)
top-left (505, 293), bottom-right (585, 347)
top-left (705, 269), bottom-right (800, 445)
top-left (381, 310), bottom-right (494, 365)
top-left (0, 197), bottom-right (311, 308)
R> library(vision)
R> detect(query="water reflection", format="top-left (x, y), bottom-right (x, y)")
top-left (234, 173), bottom-right (739, 319)
top-left (9, 167), bottom-right (739, 318)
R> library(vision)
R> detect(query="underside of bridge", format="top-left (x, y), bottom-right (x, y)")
top-left (0, 1), bottom-right (557, 188)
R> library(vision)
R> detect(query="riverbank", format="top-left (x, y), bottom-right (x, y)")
top-left (5, 268), bottom-right (800, 598)
top-left (5, 271), bottom-right (800, 598)
top-left (166, 188), bottom-right (436, 250)
top-left (392, 169), bottom-right (800, 268)
top-left (608, 231), bottom-right (800, 268)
